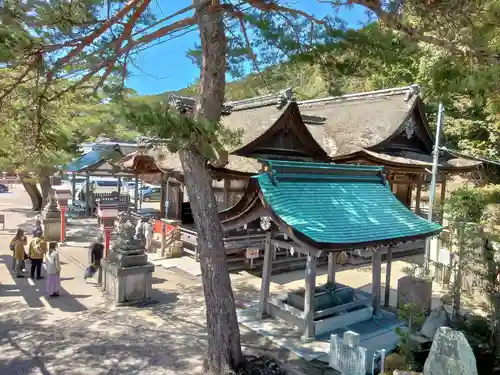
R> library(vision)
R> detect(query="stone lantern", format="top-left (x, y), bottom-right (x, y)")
top-left (54, 188), bottom-right (71, 243)
top-left (42, 192), bottom-right (61, 242)
top-left (97, 202), bottom-right (119, 258)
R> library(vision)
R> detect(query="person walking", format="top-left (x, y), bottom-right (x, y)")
top-left (10, 229), bottom-right (27, 278)
top-left (44, 242), bottom-right (61, 297)
top-left (84, 235), bottom-right (104, 280)
top-left (32, 216), bottom-right (42, 237)
top-left (28, 231), bottom-right (47, 280)
top-left (144, 219), bottom-right (154, 252)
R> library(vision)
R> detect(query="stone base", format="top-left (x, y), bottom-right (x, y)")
top-left (169, 241), bottom-right (183, 258)
top-left (113, 252), bottom-right (148, 268)
top-left (43, 218), bottom-right (61, 242)
top-left (101, 260), bottom-right (155, 305)
top-left (397, 276), bottom-right (432, 312)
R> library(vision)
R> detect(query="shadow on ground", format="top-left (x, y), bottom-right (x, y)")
top-left (0, 254), bottom-right (91, 312)
top-left (0, 291), bottom-right (205, 375)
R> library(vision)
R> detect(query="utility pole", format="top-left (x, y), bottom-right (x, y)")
top-left (424, 102), bottom-right (445, 272)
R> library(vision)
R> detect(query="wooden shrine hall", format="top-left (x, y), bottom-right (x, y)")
top-left (220, 159), bottom-right (442, 341)
top-left (123, 85), bottom-right (477, 270)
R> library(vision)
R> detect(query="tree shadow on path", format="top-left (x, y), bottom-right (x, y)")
top-left (0, 294), bottom-right (204, 375)
top-left (0, 254), bottom-right (91, 312)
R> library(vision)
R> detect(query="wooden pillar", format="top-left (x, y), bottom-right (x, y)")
top-left (327, 252), bottom-right (336, 283)
top-left (134, 175), bottom-right (139, 211)
top-left (223, 179), bottom-right (230, 209)
top-left (384, 246), bottom-right (392, 308)
top-left (372, 248), bottom-right (382, 317)
top-left (71, 172), bottom-right (76, 202)
top-left (259, 232), bottom-right (273, 318)
top-left (407, 181), bottom-right (413, 208)
top-left (85, 172), bottom-right (90, 216)
top-left (160, 174), bottom-right (166, 219)
top-left (415, 174), bottom-right (422, 214)
top-left (303, 252), bottom-right (317, 341)
top-left (177, 184), bottom-right (184, 220)
top-left (439, 174), bottom-right (447, 224)
top-left (165, 179), bottom-right (170, 217)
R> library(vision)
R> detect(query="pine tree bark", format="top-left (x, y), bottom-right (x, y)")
top-left (39, 168), bottom-right (54, 206)
top-left (176, 1), bottom-right (243, 373)
top-left (20, 174), bottom-right (42, 211)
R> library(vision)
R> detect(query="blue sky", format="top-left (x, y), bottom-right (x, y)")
top-left (126, 1), bottom-right (368, 96)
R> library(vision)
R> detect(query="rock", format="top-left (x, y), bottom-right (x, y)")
top-left (384, 353), bottom-right (406, 373)
top-left (423, 327), bottom-right (478, 375)
top-left (420, 305), bottom-right (450, 340)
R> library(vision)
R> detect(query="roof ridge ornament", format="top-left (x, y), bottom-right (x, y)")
top-left (276, 87), bottom-right (295, 109)
top-left (404, 85), bottom-right (420, 103)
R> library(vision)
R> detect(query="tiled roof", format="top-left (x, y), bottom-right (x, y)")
top-left (255, 159), bottom-right (442, 248)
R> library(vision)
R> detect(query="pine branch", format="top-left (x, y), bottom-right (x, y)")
top-left (319, 0), bottom-right (500, 63)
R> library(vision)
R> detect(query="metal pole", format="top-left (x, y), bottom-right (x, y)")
top-left (424, 102), bottom-right (444, 272)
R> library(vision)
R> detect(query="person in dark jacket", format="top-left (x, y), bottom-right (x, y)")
top-left (84, 235), bottom-right (104, 280)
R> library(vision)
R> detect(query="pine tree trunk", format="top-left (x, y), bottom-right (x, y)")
top-left (20, 175), bottom-right (42, 211)
top-left (39, 169), bottom-right (53, 207)
top-left (176, 1), bottom-right (243, 373)
top-left (179, 149), bottom-right (243, 373)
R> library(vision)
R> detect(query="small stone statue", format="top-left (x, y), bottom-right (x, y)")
top-left (119, 221), bottom-right (137, 244)
top-left (117, 211), bottom-right (134, 234)
top-left (44, 191), bottom-right (59, 211)
top-left (43, 190), bottom-right (60, 220)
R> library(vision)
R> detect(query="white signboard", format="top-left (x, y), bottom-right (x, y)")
top-left (245, 248), bottom-right (259, 259)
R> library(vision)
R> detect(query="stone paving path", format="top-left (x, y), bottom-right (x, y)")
top-left (0, 187), bottom-right (209, 375)
top-left (0, 187), bottom-right (330, 375)
top-left (0, 186), bottom-right (485, 375)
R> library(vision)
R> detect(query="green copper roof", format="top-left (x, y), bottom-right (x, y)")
top-left (255, 159), bottom-right (442, 247)
top-left (64, 148), bottom-right (122, 173)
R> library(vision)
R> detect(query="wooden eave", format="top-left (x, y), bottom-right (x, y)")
top-left (331, 150), bottom-right (428, 171)
top-left (332, 149), bottom-right (480, 173)
top-left (232, 101), bottom-right (330, 161)
top-left (219, 179), bottom-right (267, 229)
top-left (208, 166), bottom-right (254, 180)
top-left (369, 97), bottom-right (434, 154)
top-left (123, 154), bottom-right (166, 174)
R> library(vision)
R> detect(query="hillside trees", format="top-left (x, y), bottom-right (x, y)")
top-left (286, 22), bottom-right (500, 178)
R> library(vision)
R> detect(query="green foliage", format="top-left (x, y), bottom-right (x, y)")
top-left (0, 67), bottom-right (137, 173)
top-left (444, 187), bottom-right (488, 223)
top-left (123, 102), bottom-right (242, 161)
top-left (395, 302), bottom-right (426, 371)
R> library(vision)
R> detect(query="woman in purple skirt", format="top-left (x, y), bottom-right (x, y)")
top-left (44, 242), bottom-right (61, 297)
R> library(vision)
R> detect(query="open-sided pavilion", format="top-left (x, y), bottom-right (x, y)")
top-left (220, 159), bottom-right (442, 346)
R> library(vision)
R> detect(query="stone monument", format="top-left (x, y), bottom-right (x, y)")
top-left (101, 220), bottom-right (155, 305)
top-left (397, 275), bottom-right (432, 313)
top-left (42, 191), bottom-right (61, 242)
top-left (423, 327), bottom-right (478, 375)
